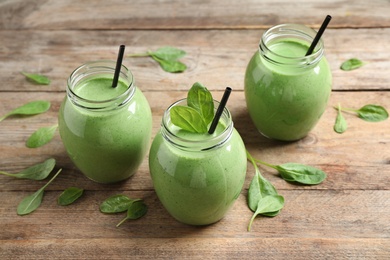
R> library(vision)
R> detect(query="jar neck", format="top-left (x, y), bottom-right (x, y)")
top-left (259, 24), bottom-right (324, 70)
top-left (67, 60), bottom-right (135, 111)
top-left (161, 99), bottom-right (234, 152)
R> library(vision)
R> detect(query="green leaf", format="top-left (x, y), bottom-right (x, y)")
top-left (356, 104), bottom-right (388, 122)
top-left (58, 187), bottom-right (84, 206)
top-left (246, 150), bottom-right (284, 227)
top-left (275, 163), bottom-right (327, 185)
top-left (340, 58), bottom-right (365, 71)
top-left (0, 158), bottom-right (56, 180)
top-left (151, 55), bottom-right (187, 73)
top-left (248, 195), bottom-right (285, 231)
top-left (151, 46), bottom-right (186, 61)
top-left (21, 72), bottom-right (51, 85)
top-left (0, 100), bottom-right (51, 122)
top-left (100, 194), bottom-right (140, 213)
top-left (26, 124), bottom-right (58, 148)
top-left (247, 166), bottom-right (279, 212)
top-left (170, 105), bottom-right (208, 133)
top-left (116, 200), bottom-right (148, 227)
top-left (334, 103), bottom-right (347, 134)
top-left (187, 82), bottom-right (214, 125)
top-left (17, 169), bottom-right (62, 216)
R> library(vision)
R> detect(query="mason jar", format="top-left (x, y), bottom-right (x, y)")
top-left (149, 98), bottom-right (247, 225)
top-left (244, 24), bottom-right (332, 141)
top-left (58, 60), bottom-right (152, 183)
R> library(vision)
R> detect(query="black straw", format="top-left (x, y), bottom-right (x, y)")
top-left (208, 87), bottom-right (232, 134)
top-left (306, 15), bottom-right (332, 56)
top-left (112, 45), bottom-right (125, 88)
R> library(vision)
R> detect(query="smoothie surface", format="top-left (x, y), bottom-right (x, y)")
top-left (74, 77), bottom-right (128, 101)
top-left (269, 40), bottom-right (308, 58)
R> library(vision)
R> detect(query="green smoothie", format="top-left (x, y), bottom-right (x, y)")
top-left (149, 115), bottom-right (247, 225)
top-left (245, 35), bottom-right (332, 141)
top-left (59, 73), bottom-right (152, 183)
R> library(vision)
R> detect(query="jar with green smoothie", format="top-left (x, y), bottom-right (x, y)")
top-left (58, 60), bottom-right (152, 183)
top-left (244, 24), bottom-right (332, 141)
top-left (149, 91), bottom-right (247, 225)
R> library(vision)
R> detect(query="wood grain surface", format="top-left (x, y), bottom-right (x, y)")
top-left (0, 0), bottom-right (389, 259)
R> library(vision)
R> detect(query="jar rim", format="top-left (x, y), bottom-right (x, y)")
top-left (259, 23), bottom-right (324, 67)
top-left (161, 98), bottom-right (234, 151)
top-left (67, 60), bottom-right (135, 110)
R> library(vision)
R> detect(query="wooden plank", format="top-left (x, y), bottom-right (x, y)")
top-left (0, 0), bottom-right (389, 30)
top-left (1, 190), bottom-right (390, 239)
top-left (0, 29), bottom-right (389, 92)
top-left (0, 190), bottom-right (389, 242)
top-left (0, 91), bottom-right (389, 192)
top-left (1, 237), bottom-right (389, 259)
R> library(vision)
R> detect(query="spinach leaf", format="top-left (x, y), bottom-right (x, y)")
top-left (151, 46), bottom-right (186, 61)
top-left (334, 103), bottom-right (347, 133)
top-left (17, 169), bottom-right (62, 215)
top-left (116, 200), bottom-right (148, 227)
top-left (58, 187), bottom-right (84, 206)
top-left (356, 104), bottom-right (388, 122)
top-left (128, 46), bottom-right (187, 73)
top-left (0, 158), bottom-right (55, 180)
top-left (187, 82), bottom-right (214, 125)
top-left (26, 124), bottom-right (58, 148)
top-left (21, 72), bottom-right (51, 85)
top-left (275, 163), bottom-right (327, 185)
top-left (151, 55), bottom-right (187, 73)
top-left (246, 151), bottom-right (284, 231)
top-left (0, 101), bottom-right (51, 122)
top-left (170, 105), bottom-right (208, 133)
top-left (247, 195), bottom-right (285, 231)
top-left (340, 58), bottom-right (365, 71)
top-left (100, 194), bottom-right (140, 213)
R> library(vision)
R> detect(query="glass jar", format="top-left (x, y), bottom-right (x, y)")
top-left (149, 99), bottom-right (247, 225)
top-left (58, 60), bottom-right (152, 183)
top-left (244, 24), bottom-right (332, 141)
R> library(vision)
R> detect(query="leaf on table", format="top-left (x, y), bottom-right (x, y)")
top-left (275, 163), bottom-right (327, 185)
top-left (334, 103), bottom-right (347, 134)
top-left (100, 194), bottom-right (140, 213)
top-left (21, 72), bottom-right (51, 85)
top-left (340, 58), bottom-right (365, 71)
top-left (0, 158), bottom-right (56, 180)
top-left (26, 124), bottom-right (58, 148)
top-left (0, 101), bottom-right (51, 122)
top-left (356, 104), bottom-right (389, 122)
top-left (58, 187), bottom-right (84, 206)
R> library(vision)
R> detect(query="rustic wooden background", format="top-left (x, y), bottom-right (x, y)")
top-left (0, 0), bottom-right (389, 259)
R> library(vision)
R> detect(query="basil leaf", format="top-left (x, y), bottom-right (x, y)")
top-left (170, 105), bottom-right (207, 133)
top-left (17, 169), bottom-right (62, 215)
top-left (334, 103), bottom-right (347, 133)
top-left (116, 200), bottom-right (148, 227)
top-left (21, 72), bottom-right (51, 85)
top-left (0, 158), bottom-right (55, 180)
top-left (26, 124), bottom-right (58, 148)
top-left (340, 58), bottom-right (365, 71)
top-left (248, 195), bottom-right (284, 231)
top-left (151, 46), bottom-right (186, 61)
top-left (187, 82), bottom-right (214, 125)
top-left (0, 100), bottom-right (51, 122)
top-left (151, 55), bottom-right (187, 73)
top-left (356, 104), bottom-right (388, 122)
top-left (58, 187), bottom-right (84, 206)
top-left (100, 194), bottom-right (140, 213)
top-left (275, 163), bottom-right (326, 185)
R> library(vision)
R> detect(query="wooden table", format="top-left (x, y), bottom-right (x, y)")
top-left (1, 1), bottom-right (389, 259)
